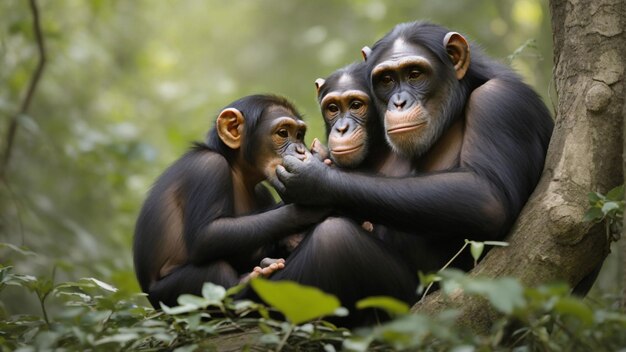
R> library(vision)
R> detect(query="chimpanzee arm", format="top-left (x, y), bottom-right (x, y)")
top-left (274, 79), bottom-right (552, 240)
top-left (277, 163), bottom-right (504, 239)
top-left (181, 152), bottom-right (327, 265)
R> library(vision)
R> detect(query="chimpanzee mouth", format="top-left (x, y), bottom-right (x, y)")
top-left (331, 144), bottom-right (364, 155)
top-left (387, 122), bottom-right (426, 135)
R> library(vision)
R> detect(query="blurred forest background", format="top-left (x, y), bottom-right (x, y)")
top-left (4, 0), bottom-right (608, 317)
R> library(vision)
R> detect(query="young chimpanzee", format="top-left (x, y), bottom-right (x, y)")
top-left (273, 22), bottom-right (554, 271)
top-left (133, 94), bottom-right (328, 308)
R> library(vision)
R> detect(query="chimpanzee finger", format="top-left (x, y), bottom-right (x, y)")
top-left (310, 138), bottom-right (329, 161)
top-left (281, 155), bottom-right (303, 172)
top-left (269, 174), bottom-right (287, 195)
top-left (275, 164), bottom-right (294, 183)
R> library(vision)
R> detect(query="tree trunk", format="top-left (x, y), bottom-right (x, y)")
top-left (413, 0), bottom-right (626, 331)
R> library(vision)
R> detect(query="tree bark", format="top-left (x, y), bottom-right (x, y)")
top-left (622, 88), bottom-right (626, 309)
top-left (413, 0), bottom-right (626, 331)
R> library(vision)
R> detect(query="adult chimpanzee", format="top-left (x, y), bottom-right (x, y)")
top-left (133, 94), bottom-right (329, 308)
top-left (272, 22), bottom-right (554, 270)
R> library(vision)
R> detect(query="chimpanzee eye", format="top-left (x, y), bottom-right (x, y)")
top-left (408, 70), bottom-right (421, 80)
top-left (296, 130), bottom-right (305, 141)
top-left (327, 104), bottom-right (339, 114)
top-left (350, 100), bottom-right (364, 110)
top-left (277, 129), bottom-right (289, 138)
top-left (380, 75), bottom-right (393, 86)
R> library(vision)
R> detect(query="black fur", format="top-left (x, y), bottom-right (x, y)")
top-left (275, 22), bottom-right (554, 271)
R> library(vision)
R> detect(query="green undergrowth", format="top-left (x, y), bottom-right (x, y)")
top-left (2, 257), bottom-right (626, 351)
top-left (1, 186), bottom-right (624, 351)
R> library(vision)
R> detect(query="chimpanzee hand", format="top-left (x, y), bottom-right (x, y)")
top-left (309, 138), bottom-right (332, 165)
top-left (272, 154), bottom-right (336, 205)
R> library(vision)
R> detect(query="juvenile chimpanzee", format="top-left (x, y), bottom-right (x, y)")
top-left (133, 94), bottom-right (329, 308)
top-left (272, 22), bottom-right (554, 270)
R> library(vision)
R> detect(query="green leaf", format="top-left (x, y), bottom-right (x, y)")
top-left (554, 297), bottom-right (593, 326)
top-left (469, 241), bottom-right (485, 262)
top-left (233, 300), bottom-right (260, 314)
top-left (343, 336), bottom-right (373, 352)
top-left (225, 283), bottom-right (246, 297)
top-left (583, 207), bottom-right (603, 222)
top-left (35, 331), bottom-right (61, 349)
top-left (259, 333), bottom-right (281, 345)
top-left (81, 278), bottom-right (118, 292)
top-left (324, 343), bottom-right (337, 352)
top-left (418, 271), bottom-right (440, 286)
top-left (250, 278), bottom-right (340, 325)
top-left (177, 294), bottom-right (210, 308)
top-left (334, 307), bottom-right (349, 317)
top-left (606, 185), bottom-right (624, 201)
top-left (0, 243), bottom-right (38, 256)
top-left (601, 201), bottom-right (620, 215)
top-left (201, 282), bottom-right (226, 303)
top-left (464, 277), bottom-right (525, 314)
top-left (258, 322), bottom-right (273, 334)
top-left (2, 272), bottom-right (38, 289)
top-left (356, 296), bottom-right (409, 316)
top-left (587, 191), bottom-right (604, 203)
top-left (159, 302), bottom-right (199, 315)
top-left (417, 271), bottom-right (440, 295)
top-left (95, 332), bottom-right (140, 345)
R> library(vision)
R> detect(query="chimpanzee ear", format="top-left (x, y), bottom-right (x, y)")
top-left (361, 46), bottom-right (372, 61)
top-left (216, 108), bottom-right (244, 150)
top-left (314, 78), bottom-right (325, 94)
top-left (443, 32), bottom-right (470, 80)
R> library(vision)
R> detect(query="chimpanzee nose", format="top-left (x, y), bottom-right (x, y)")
top-left (296, 145), bottom-right (305, 154)
top-left (393, 99), bottom-right (406, 110)
top-left (335, 122), bottom-right (349, 135)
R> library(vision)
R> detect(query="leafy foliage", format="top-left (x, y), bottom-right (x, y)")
top-left (584, 185), bottom-right (624, 241)
top-left (3, 245), bottom-right (626, 351)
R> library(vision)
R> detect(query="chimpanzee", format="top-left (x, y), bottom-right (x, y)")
top-left (272, 22), bottom-right (554, 270)
top-left (313, 62), bottom-right (441, 274)
top-left (133, 94), bottom-right (329, 308)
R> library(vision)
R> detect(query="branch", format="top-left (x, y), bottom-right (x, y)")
top-left (0, 0), bottom-right (47, 180)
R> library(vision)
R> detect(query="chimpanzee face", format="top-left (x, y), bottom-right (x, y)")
top-left (370, 37), bottom-right (460, 158)
top-left (319, 73), bottom-right (372, 168)
top-left (255, 105), bottom-right (309, 183)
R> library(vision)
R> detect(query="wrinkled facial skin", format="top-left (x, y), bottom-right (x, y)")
top-left (320, 75), bottom-right (371, 168)
top-left (254, 106), bottom-right (309, 183)
top-left (371, 38), bottom-right (454, 158)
